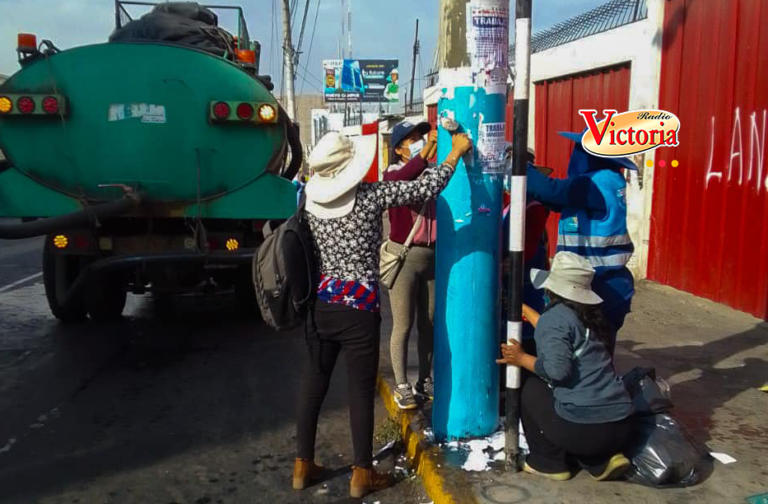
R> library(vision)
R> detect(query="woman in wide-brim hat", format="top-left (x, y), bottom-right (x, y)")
top-left (293, 130), bottom-right (472, 499)
top-left (497, 251), bottom-right (635, 483)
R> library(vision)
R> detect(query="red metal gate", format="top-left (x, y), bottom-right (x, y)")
top-left (534, 64), bottom-right (632, 256)
top-left (649, 0), bottom-right (768, 319)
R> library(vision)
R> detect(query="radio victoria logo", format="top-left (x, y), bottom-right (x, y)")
top-left (578, 109), bottom-right (680, 158)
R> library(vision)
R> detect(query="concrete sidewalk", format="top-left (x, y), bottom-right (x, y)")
top-left (378, 281), bottom-right (768, 504)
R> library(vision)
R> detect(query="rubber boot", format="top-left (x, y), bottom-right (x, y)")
top-left (349, 466), bottom-right (394, 498)
top-left (292, 458), bottom-right (325, 490)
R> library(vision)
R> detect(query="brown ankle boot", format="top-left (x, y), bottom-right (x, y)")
top-left (292, 458), bottom-right (325, 490)
top-left (349, 466), bottom-right (394, 498)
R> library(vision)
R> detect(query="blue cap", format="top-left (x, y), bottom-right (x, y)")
top-left (558, 130), bottom-right (638, 171)
top-left (391, 120), bottom-right (431, 149)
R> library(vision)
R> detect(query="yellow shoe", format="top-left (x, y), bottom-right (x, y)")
top-left (523, 462), bottom-right (572, 481)
top-left (349, 466), bottom-right (394, 498)
top-left (292, 458), bottom-right (326, 490)
top-left (590, 453), bottom-right (631, 481)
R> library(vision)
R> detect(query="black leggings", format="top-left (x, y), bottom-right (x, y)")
top-left (296, 301), bottom-right (381, 468)
top-left (521, 376), bottom-right (633, 474)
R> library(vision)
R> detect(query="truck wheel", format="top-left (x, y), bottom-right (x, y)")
top-left (85, 275), bottom-right (127, 322)
top-left (42, 239), bottom-right (88, 323)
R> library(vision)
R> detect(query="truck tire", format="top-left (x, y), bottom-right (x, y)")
top-left (42, 239), bottom-right (88, 323)
top-left (84, 274), bottom-right (127, 322)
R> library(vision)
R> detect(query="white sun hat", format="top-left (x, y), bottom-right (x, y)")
top-left (304, 132), bottom-right (377, 219)
top-left (530, 251), bottom-right (604, 305)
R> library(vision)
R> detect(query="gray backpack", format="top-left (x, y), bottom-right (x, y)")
top-left (253, 198), bottom-right (316, 330)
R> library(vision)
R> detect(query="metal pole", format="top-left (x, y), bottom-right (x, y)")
top-left (409, 19), bottom-right (420, 114)
top-left (505, 0), bottom-right (532, 468)
top-left (115, 0), bottom-right (122, 29)
top-left (280, 0), bottom-right (297, 120)
top-left (433, 0), bottom-right (507, 442)
top-left (347, 0), bottom-right (353, 59)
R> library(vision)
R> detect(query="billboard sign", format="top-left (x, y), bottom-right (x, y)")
top-left (323, 59), bottom-right (399, 103)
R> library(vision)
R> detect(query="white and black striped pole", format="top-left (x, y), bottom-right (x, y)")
top-left (505, 0), bottom-right (532, 469)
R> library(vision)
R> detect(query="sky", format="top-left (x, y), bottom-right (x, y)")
top-left (0, 0), bottom-right (607, 99)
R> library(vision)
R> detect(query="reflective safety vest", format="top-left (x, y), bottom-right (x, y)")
top-left (556, 169), bottom-right (633, 269)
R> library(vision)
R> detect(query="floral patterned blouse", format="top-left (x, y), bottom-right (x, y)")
top-left (305, 163), bottom-right (454, 311)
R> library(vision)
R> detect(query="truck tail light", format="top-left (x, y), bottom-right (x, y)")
top-left (236, 103), bottom-right (254, 121)
top-left (17, 96), bottom-right (35, 114)
top-left (209, 101), bottom-right (278, 124)
top-left (213, 101), bottom-right (231, 120)
top-left (53, 234), bottom-right (68, 249)
top-left (257, 104), bottom-right (276, 123)
top-left (0, 94), bottom-right (67, 117)
top-left (42, 96), bottom-right (59, 114)
top-left (0, 96), bottom-right (12, 114)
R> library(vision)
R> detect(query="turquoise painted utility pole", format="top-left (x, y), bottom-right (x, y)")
top-left (433, 0), bottom-right (510, 441)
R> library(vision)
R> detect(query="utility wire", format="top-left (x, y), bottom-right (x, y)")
top-left (298, 0), bottom-right (322, 97)
top-left (295, 0), bottom-right (312, 59)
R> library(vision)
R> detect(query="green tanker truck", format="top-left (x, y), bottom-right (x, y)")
top-left (0, 2), bottom-right (302, 322)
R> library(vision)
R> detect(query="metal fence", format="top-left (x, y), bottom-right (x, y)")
top-left (510, 0), bottom-right (648, 67)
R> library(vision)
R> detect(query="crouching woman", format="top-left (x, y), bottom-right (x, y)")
top-left (497, 251), bottom-right (634, 482)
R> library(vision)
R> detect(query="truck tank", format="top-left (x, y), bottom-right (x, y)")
top-left (0, 42), bottom-right (298, 218)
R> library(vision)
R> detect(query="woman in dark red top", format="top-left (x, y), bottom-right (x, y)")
top-left (383, 120), bottom-right (439, 410)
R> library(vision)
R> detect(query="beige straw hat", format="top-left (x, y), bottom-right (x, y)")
top-left (304, 132), bottom-right (376, 219)
top-left (530, 252), bottom-right (603, 305)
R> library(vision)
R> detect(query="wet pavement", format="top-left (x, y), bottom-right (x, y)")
top-left (0, 236), bottom-right (429, 504)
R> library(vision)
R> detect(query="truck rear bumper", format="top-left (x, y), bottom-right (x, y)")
top-left (60, 249), bottom-right (254, 305)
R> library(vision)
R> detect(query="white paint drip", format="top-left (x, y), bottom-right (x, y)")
top-left (0, 272), bottom-right (43, 294)
top-left (458, 430), bottom-right (512, 472)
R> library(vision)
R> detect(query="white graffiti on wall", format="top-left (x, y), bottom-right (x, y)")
top-left (705, 108), bottom-right (766, 192)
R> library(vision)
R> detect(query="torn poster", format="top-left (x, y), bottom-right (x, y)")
top-left (468, 0), bottom-right (510, 86)
top-left (477, 122), bottom-right (507, 173)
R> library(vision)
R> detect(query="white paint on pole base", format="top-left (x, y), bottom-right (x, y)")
top-left (506, 320), bottom-right (523, 389)
top-left (514, 18), bottom-right (532, 99)
top-left (508, 175), bottom-right (527, 252)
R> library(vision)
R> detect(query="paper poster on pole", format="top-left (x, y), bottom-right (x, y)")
top-left (477, 122), bottom-right (507, 173)
top-left (468, 0), bottom-right (510, 86)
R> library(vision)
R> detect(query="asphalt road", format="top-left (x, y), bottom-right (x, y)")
top-left (0, 236), bottom-right (427, 504)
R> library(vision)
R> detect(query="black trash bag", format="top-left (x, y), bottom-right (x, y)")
top-left (626, 413), bottom-right (714, 487)
top-left (622, 367), bottom-right (674, 416)
top-left (110, 2), bottom-right (234, 58)
top-left (152, 2), bottom-right (218, 25)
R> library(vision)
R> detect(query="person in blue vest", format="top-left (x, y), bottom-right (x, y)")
top-left (525, 131), bottom-right (636, 356)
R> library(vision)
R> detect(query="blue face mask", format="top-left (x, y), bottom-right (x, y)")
top-left (408, 139), bottom-right (425, 158)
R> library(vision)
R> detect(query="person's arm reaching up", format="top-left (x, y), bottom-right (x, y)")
top-left (526, 164), bottom-right (608, 214)
top-left (373, 134), bottom-right (472, 210)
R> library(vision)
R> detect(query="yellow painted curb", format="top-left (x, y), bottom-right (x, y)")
top-left (377, 375), bottom-right (479, 504)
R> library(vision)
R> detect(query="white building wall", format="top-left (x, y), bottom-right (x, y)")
top-left (527, 0), bottom-right (665, 279)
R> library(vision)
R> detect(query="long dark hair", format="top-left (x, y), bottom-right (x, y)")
top-left (546, 290), bottom-right (613, 346)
